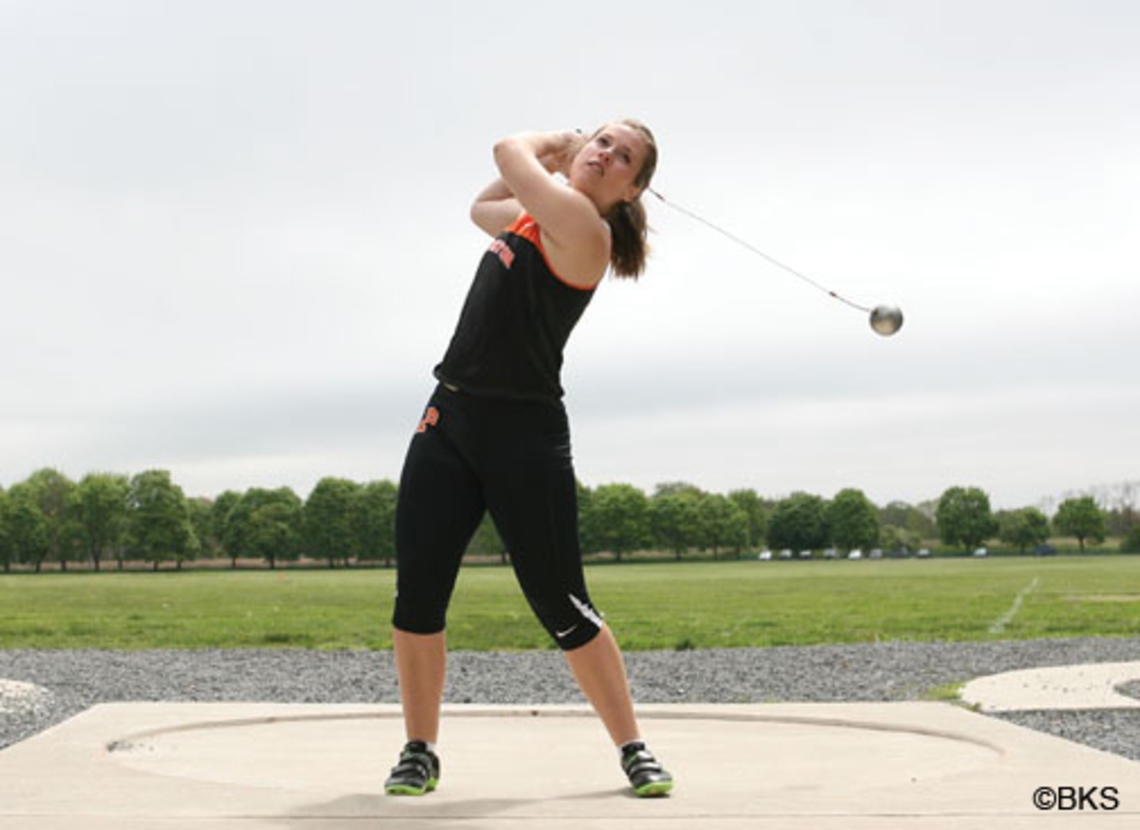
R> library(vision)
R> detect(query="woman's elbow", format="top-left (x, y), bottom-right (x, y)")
top-left (492, 137), bottom-right (518, 168)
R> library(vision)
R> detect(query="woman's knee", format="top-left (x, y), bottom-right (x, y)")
top-left (530, 589), bottom-right (604, 651)
top-left (392, 596), bottom-right (448, 636)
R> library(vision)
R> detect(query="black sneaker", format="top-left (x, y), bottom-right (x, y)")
top-left (384, 740), bottom-right (440, 796)
top-left (621, 741), bottom-right (673, 797)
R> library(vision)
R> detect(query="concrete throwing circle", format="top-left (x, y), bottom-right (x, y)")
top-left (0, 679), bottom-right (53, 716)
top-left (960, 661), bottom-right (1140, 712)
top-left (105, 707), bottom-right (1002, 812)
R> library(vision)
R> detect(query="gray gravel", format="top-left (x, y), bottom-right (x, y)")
top-left (3, 637), bottom-right (1140, 761)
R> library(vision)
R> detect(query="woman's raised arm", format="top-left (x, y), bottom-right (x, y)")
top-left (491, 131), bottom-right (609, 283)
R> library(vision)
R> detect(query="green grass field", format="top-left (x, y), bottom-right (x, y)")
top-left (1, 556), bottom-right (1138, 651)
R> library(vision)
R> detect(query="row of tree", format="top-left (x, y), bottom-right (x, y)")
top-left (1, 469), bottom-right (1137, 572)
top-left (0, 469), bottom-right (398, 572)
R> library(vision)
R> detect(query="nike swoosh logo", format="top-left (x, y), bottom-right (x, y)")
top-left (555, 625), bottom-right (578, 639)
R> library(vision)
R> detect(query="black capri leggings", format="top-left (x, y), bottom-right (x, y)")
top-left (393, 383), bottom-right (603, 651)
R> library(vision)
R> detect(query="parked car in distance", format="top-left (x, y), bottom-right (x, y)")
top-left (779, 549), bottom-right (793, 560)
top-left (1033, 544), bottom-right (1057, 556)
top-left (823, 547), bottom-right (839, 559)
top-left (758, 550), bottom-right (773, 561)
top-left (799, 549), bottom-right (813, 559)
top-left (973, 547), bottom-right (988, 557)
top-left (917, 548), bottom-right (932, 558)
top-left (848, 549), bottom-right (863, 560)
top-left (868, 548), bottom-right (883, 560)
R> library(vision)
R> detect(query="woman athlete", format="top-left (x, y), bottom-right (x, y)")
top-left (385, 121), bottom-right (673, 798)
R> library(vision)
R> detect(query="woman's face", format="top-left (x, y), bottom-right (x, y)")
top-left (568, 123), bottom-right (650, 213)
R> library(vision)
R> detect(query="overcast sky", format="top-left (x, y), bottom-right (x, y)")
top-left (2, 0), bottom-right (1137, 511)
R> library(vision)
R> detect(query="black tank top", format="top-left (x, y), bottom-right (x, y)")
top-left (434, 212), bottom-right (597, 403)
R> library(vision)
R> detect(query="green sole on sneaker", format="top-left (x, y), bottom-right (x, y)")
top-left (635, 780), bottom-right (673, 797)
top-left (385, 778), bottom-right (438, 796)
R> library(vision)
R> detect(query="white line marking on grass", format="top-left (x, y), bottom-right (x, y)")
top-left (989, 577), bottom-right (1040, 635)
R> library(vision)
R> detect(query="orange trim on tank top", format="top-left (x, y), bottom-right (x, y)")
top-left (506, 213), bottom-right (596, 292)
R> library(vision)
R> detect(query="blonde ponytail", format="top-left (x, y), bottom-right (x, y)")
top-left (607, 198), bottom-right (650, 278)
